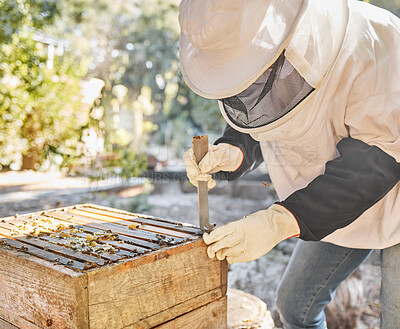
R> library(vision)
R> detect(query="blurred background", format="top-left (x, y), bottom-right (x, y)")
top-left (0, 0), bottom-right (399, 328)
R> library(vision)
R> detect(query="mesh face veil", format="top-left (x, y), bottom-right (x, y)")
top-left (219, 52), bottom-right (314, 129)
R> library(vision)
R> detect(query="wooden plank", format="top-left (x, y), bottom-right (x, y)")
top-left (52, 231), bottom-right (142, 257)
top-left (49, 211), bottom-right (162, 250)
top-left (81, 204), bottom-right (203, 235)
top-left (0, 204), bottom-right (227, 329)
top-left (75, 206), bottom-right (198, 238)
top-left (132, 287), bottom-right (226, 329)
top-left (0, 309), bottom-right (40, 329)
top-left (68, 208), bottom-right (192, 241)
top-left (13, 221), bottom-right (151, 255)
top-left (63, 225), bottom-right (149, 254)
top-left (0, 317), bottom-right (21, 329)
top-left (0, 226), bottom-right (17, 237)
top-left (0, 221), bottom-right (18, 232)
top-left (1, 221), bottom-right (140, 269)
top-left (87, 239), bottom-right (226, 329)
top-left (0, 203), bottom-right (202, 236)
top-left (0, 247), bottom-right (88, 328)
top-left (2, 234), bottom-right (106, 267)
top-left (155, 296), bottom-right (227, 329)
top-left (0, 237), bottom-right (86, 271)
top-left (94, 239), bottom-right (148, 254)
top-left (66, 209), bottom-right (187, 246)
top-left (38, 235), bottom-right (126, 262)
top-left (0, 213), bottom-right (78, 236)
top-left (221, 259), bottom-right (228, 296)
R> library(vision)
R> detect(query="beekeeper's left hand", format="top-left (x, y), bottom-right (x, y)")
top-left (203, 204), bottom-right (300, 264)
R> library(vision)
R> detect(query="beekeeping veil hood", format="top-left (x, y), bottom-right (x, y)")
top-left (179, 0), bottom-right (349, 132)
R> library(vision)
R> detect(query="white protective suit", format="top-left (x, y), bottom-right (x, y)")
top-left (219, 0), bottom-right (400, 249)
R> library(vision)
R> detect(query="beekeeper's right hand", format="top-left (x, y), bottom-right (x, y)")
top-left (183, 143), bottom-right (243, 190)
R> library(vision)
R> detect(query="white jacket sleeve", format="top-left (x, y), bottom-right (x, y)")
top-left (344, 12), bottom-right (400, 162)
top-left (276, 9), bottom-right (400, 242)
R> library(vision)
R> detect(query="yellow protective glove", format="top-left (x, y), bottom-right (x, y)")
top-left (183, 143), bottom-right (243, 190)
top-left (203, 204), bottom-right (300, 264)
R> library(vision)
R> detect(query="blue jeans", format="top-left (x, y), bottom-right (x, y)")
top-left (276, 240), bottom-right (400, 329)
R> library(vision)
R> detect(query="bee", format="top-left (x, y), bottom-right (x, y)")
top-left (86, 234), bottom-right (96, 242)
top-left (128, 222), bottom-right (140, 230)
top-left (59, 232), bottom-right (71, 239)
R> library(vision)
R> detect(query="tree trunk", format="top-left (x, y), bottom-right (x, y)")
top-left (325, 270), bottom-right (364, 329)
top-left (21, 147), bottom-right (39, 170)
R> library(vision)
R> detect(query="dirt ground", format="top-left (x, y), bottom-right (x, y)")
top-left (0, 172), bottom-right (381, 328)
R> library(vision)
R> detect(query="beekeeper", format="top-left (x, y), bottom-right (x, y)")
top-left (180, 0), bottom-right (400, 328)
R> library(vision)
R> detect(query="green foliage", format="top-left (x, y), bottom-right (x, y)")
top-left (0, 0), bottom-right (231, 173)
top-left (0, 0), bottom-right (60, 43)
top-left (87, 147), bottom-right (148, 181)
top-left (122, 193), bottom-right (152, 213)
top-left (0, 1), bottom-right (90, 170)
top-left (104, 148), bottom-right (148, 180)
top-left (3, 0), bottom-right (400, 174)
top-left (50, 0), bottom-right (223, 155)
top-left (120, 181), bottom-right (154, 213)
top-left (0, 0), bottom-right (91, 44)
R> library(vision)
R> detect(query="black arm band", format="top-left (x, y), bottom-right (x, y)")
top-left (214, 124), bottom-right (263, 181)
top-left (277, 138), bottom-right (400, 241)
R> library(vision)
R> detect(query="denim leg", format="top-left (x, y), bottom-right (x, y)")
top-left (380, 243), bottom-right (400, 329)
top-left (276, 240), bottom-right (372, 329)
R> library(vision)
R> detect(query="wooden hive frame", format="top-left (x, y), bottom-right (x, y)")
top-left (0, 204), bottom-right (228, 329)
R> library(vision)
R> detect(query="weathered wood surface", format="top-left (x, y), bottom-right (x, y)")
top-left (155, 296), bottom-right (227, 329)
top-left (132, 288), bottom-right (225, 329)
top-left (325, 270), bottom-right (364, 329)
top-left (71, 205), bottom-right (197, 238)
top-left (227, 289), bottom-right (274, 329)
top-left (0, 317), bottom-right (22, 329)
top-left (0, 204), bottom-right (227, 329)
top-left (87, 239), bottom-right (227, 329)
top-left (0, 246), bottom-right (88, 328)
top-left (0, 204), bottom-right (203, 271)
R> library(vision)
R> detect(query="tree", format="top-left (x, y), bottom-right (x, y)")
top-left (0, 0), bottom-right (60, 44)
top-left (0, 0), bottom-right (89, 170)
top-left (50, 0), bottom-right (224, 157)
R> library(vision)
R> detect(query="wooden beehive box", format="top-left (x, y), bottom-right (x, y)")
top-left (0, 204), bottom-right (227, 329)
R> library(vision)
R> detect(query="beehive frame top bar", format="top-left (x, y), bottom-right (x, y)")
top-left (0, 204), bottom-right (203, 272)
